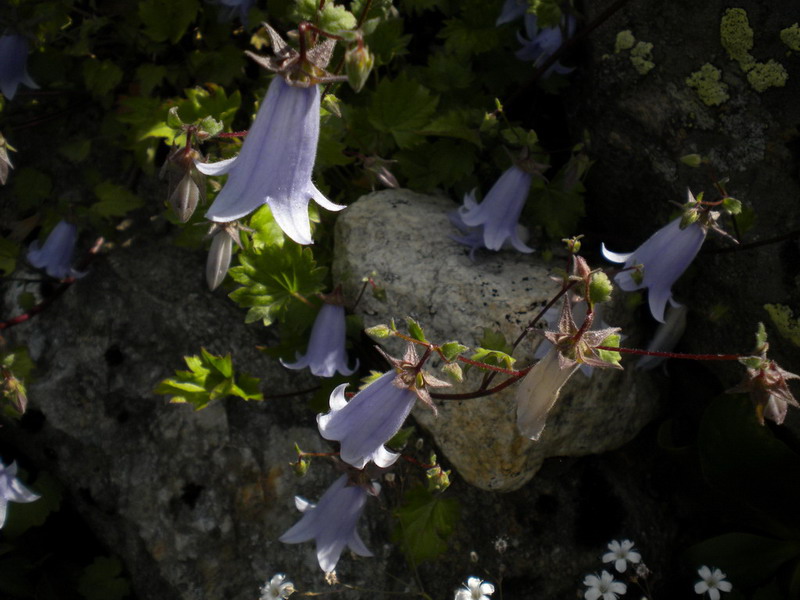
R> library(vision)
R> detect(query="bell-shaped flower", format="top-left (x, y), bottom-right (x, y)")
top-left (197, 76), bottom-right (345, 245)
top-left (457, 165), bottom-right (534, 253)
top-left (515, 14), bottom-right (576, 77)
top-left (281, 302), bottom-right (358, 377)
top-left (0, 34), bottom-right (38, 100)
top-left (318, 371), bottom-right (417, 469)
top-left (27, 220), bottom-right (86, 279)
top-left (602, 217), bottom-right (706, 323)
top-left (517, 298), bottom-right (621, 440)
top-left (516, 345), bottom-right (580, 440)
top-left (0, 460), bottom-right (40, 528)
top-left (279, 474), bottom-right (374, 573)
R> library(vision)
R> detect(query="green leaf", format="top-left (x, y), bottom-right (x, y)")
top-left (90, 182), bottom-right (144, 219)
top-left (406, 317), bottom-right (427, 342)
top-left (0, 238), bottom-right (19, 277)
top-left (155, 349), bottom-right (263, 410)
top-left (393, 486), bottom-right (460, 565)
top-left (78, 557), bottom-right (130, 600)
top-left (139, 0), bottom-right (199, 43)
top-left (442, 362), bottom-right (463, 383)
top-left (438, 3), bottom-right (504, 57)
top-left (319, 3), bottom-right (356, 33)
top-left (386, 426), bottom-right (415, 451)
top-left (136, 64), bottom-right (167, 96)
top-left (469, 347), bottom-right (516, 370)
top-left (367, 75), bottom-right (439, 149)
top-left (595, 334), bottom-right (621, 367)
top-left (12, 168), bottom-right (52, 210)
top-left (82, 58), bottom-right (123, 97)
top-left (440, 342), bottom-right (467, 362)
top-left (228, 243), bottom-right (327, 326)
top-left (699, 394), bottom-right (800, 533)
top-left (248, 205), bottom-right (285, 249)
top-left (528, 178), bottom-right (585, 240)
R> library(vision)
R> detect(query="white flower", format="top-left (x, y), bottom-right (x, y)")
top-left (260, 574), bottom-right (295, 600)
top-left (583, 570), bottom-right (626, 600)
top-left (694, 566), bottom-right (732, 600)
top-left (602, 539), bottom-right (642, 573)
top-left (454, 577), bottom-right (494, 600)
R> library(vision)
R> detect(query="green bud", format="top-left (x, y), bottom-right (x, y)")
top-left (442, 362), bottom-right (463, 383)
top-left (166, 106), bottom-right (183, 129)
top-left (293, 458), bottom-right (310, 477)
top-left (754, 322), bottom-right (769, 354)
top-left (322, 94), bottom-right (342, 118)
top-left (589, 272), bottom-right (613, 304)
top-left (345, 44), bottom-right (374, 92)
top-left (722, 196), bottom-right (742, 215)
top-left (406, 317), bottom-right (427, 342)
top-left (562, 236), bottom-right (583, 254)
top-left (494, 98), bottom-right (503, 112)
top-left (680, 208), bottom-right (700, 229)
top-left (680, 153), bottom-right (703, 167)
top-left (631, 266), bottom-right (644, 286)
top-left (440, 342), bottom-right (468, 362)
top-left (198, 116), bottom-right (223, 138)
top-left (426, 464), bottom-right (451, 493)
top-left (739, 356), bottom-right (766, 370)
top-left (365, 324), bottom-right (392, 339)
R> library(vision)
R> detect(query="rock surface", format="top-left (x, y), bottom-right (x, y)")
top-left (334, 189), bottom-right (661, 491)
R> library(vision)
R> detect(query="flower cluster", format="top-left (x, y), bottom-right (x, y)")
top-left (259, 573), bottom-right (295, 600)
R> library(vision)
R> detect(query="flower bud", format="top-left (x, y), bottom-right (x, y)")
top-left (206, 229), bottom-right (233, 291)
top-left (589, 272), bottom-right (613, 304)
top-left (679, 153), bottom-right (703, 167)
top-left (170, 173), bottom-right (200, 223)
top-left (345, 44), bottom-right (374, 93)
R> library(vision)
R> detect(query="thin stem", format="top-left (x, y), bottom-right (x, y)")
top-left (596, 345), bottom-right (744, 361)
top-left (431, 373), bottom-right (525, 400)
top-left (216, 131), bottom-right (249, 138)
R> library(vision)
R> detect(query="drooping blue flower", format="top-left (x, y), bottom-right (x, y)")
top-left (447, 209), bottom-right (485, 261)
top-left (27, 220), bottom-right (86, 279)
top-left (281, 303), bottom-right (358, 377)
top-left (279, 474), bottom-right (373, 573)
top-left (318, 371), bottom-right (417, 469)
top-left (496, 0), bottom-right (528, 26)
top-left (0, 460), bottom-right (39, 528)
top-left (602, 217), bottom-right (706, 323)
top-left (457, 165), bottom-right (534, 253)
top-left (0, 34), bottom-right (38, 101)
top-left (515, 14), bottom-right (576, 77)
top-left (196, 76), bottom-right (345, 245)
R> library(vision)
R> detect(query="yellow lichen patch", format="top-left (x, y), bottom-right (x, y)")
top-left (615, 30), bottom-right (636, 53)
top-left (765, 304), bottom-right (800, 347)
top-left (630, 41), bottom-right (655, 74)
top-left (686, 63), bottom-right (730, 106)
top-left (780, 23), bottom-right (800, 51)
top-left (720, 7), bottom-right (755, 68)
top-left (746, 59), bottom-right (788, 92)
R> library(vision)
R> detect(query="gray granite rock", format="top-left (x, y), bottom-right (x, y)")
top-left (333, 189), bottom-right (661, 491)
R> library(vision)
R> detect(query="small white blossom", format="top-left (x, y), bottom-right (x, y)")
top-left (583, 570), bottom-right (626, 600)
top-left (694, 566), bottom-right (732, 600)
top-left (260, 574), bottom-right (295, 600)
top-left (454, 577), bottom-right (494, 600)
top-left (602, 539), bottom-right (642, 573)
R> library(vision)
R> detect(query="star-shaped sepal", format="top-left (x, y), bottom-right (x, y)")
top-left (377, 344), bottom-right (450, 414)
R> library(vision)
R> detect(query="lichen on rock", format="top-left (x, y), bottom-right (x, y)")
top-left (720, 7), bottom-right (755, 67)
top-left (686, 63), bottom-right (730, 106)
top-left (615, 30), bottom-right (636, 53)
top-left (630, 41), bottom-right (655, 75)
top-left (745, 59), bottom-right (788, 92)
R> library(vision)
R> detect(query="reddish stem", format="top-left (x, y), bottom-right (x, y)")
top-left (596, 345), bottom-right (743, 361)
top-left (0, 237), bottom-right (104, 331)
top-left (431, 372), bottom-right (525, 400)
